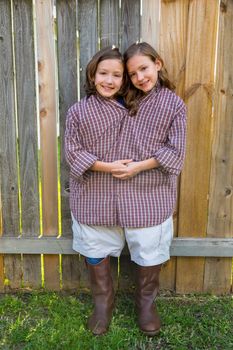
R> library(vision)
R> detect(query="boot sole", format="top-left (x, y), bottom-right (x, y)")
top-left (141, 328), bottom-right (160, 337)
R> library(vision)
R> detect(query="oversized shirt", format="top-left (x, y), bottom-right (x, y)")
top-left (65, 84), bottom-right (186, 227)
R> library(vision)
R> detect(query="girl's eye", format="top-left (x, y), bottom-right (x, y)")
top-left (129, 73), bottom-right (135, 78)
top-left (141, 66), bottom-right (147, 71)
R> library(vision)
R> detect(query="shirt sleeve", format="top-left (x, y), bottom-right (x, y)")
top-left (64, 104), bottom-right (98, 178)
top-left (153, 99), bottom-right (187, 176)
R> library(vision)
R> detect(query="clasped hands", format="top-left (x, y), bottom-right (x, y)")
top-left (111, 159), bottom-right (140, 180)
top-left (90, 157), bottom-right (157, 178)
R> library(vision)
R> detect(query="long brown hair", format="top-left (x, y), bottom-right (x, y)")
top-left (124, 42), bottom-right (175, 114)
top-left (85, 46), bottom-right (129, 97)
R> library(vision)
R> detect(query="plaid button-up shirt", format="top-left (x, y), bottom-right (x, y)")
top-left (65, 84), bottom-right (186, 227)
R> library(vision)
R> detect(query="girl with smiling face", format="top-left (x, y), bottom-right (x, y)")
top-left (115, 42), bottom-right (186, 336)
top-left (65, 47), bottom-right (132, 336)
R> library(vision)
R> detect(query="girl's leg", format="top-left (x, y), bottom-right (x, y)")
top-left (71, 215), bottom-right (125, 335)
top-left (86, 257), bottom-right (104, 265)
top-left (86, 256), bottom-right (115, 336)
top-left (134, 263), bottom-right (161, 336)
top-left (125, 216), bottom-right (173, 336)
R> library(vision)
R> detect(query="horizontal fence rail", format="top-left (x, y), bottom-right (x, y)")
top-left (1, 237), bottom-right (233, 257)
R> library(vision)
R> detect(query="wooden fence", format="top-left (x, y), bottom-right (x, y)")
top-left (0, 0), bottom-right (232, 294)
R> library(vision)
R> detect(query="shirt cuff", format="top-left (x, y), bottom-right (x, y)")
top-left (70, 152), bottom-right (98, 178)
top-left (154, 149), bottom-right (181, 176)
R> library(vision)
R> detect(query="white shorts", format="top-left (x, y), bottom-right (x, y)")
top-left (71, 214), bottom-right (173, 266)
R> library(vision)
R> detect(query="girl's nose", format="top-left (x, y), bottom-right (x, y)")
top-left (106, 75), bottom-right (113, 84)
top-left (136, 72), bottom-right (144, 81)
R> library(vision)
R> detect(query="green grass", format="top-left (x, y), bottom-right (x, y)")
top-left (0, 292), bottom-right (232, 350)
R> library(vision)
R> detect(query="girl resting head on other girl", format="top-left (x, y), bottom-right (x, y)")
top-left (65, 44), bottom-right (186, 337)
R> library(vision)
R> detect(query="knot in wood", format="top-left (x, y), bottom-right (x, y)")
top-left (225, 187), bottom-right (232, 197)
top-left (38, 60), bottom-right (44, 72)
top-left (220, 1), bottom-right (227, 12)
top-left (40, 108), bottom-right (47, 118)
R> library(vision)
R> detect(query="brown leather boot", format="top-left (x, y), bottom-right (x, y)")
top-left (87, 257), bottom-right (114, 335)
top-left (135, 264), bottom-right (161, 336)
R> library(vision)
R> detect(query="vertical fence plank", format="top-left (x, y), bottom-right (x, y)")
top-left (61, 254), bottom-right (81, 291)
top-left (0, 191), bottom-right (4, 291)
top-left (118, 255), bottom-right (135, 291)
top-left (99, 0), bottom-right (119, 48)
top-left (117, 0), bottom-right (140, 290)
top-left (0, 259), bottom-right (3, 291)
top-left (204, 0), bottom-right (233, 294)
top-left (177, 0), bottom-right (219, 293)
top-left (159, 0), bottom-right (189, 291)
top-left (0, 0), bottom-right (20, 236)
top-left (78, 0), bottom-right (98, 99)
top-left (77, 0), bottom-right (98, 287)
top-left (120, 0), bottom-right (140, 53)
top-left (0, 0), bottom-right (232, 295)
top-left (0, 0), bottom-right (22, 291)
top-left (160, 0), bottom-right (188, 98)
top-left (13, 0), bottom-right (41, 289)
top-left (77, 0), bottom-right (98, 288)
top-left (35, 0), bottom-right (59, 290)
top-left (57, 0), bottom-right (81, 290)
top-left (141, 0), bottom-right (160, 50)
top-left (57, 0), bottom-right (77, 238)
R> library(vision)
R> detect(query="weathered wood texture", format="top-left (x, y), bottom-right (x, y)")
top-left (0, 0), bottom-right (20, 237)
top-left (0, 191), bottom-right (3, 291)
top-left (100, 0), bottom-right (119, 47)
top-left (120, 0), bottom-right (140, 53)
top-left (204, 0), bottom-right (233, 294)
top-left (13, 0), bottom-right (41, 289)
top-left (141, 0), bottom-right (160, 50)
top-left (57, 0), bottom-right (77, 237)
top-left (1, 237), bottom-right (233, 257)
top-left (78, 0), bottom-right (98, 98)
top-left (0, 0), bottom-right (232, 294)
top-left (35, 0), bottom-right (59, 290)
top-left (177, 0), bottom-right (219, 293)
top-left (0, 0), bottom-right (21, 291)
top-left (57, 0), bottom-right (79, 290)
top-left (159, 0), bottom-right (189, 291)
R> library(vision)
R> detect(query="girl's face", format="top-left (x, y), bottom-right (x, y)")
top-left (94, 59), bottom-right (124, 98)
top-left (126, 54), bottom-right (162, 93)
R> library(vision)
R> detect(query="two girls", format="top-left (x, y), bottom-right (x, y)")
top-left (65, 43), bottom-right (186, 336)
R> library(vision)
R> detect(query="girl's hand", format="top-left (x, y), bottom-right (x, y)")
top-left (111, 159), bottom-right (133, 170)
top-left (111, 161), bottom-right (141, 180)
top-left (90, 159), bottom-right (132, 173)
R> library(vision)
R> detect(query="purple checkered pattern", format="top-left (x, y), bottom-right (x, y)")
top-left (65, 85), bottom-right (186, 227)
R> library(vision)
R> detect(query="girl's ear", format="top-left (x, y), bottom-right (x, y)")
top-left (155, 59), bottom-right (162, 71)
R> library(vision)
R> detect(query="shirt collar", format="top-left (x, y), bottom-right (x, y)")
top-left (95, 93), bottom-right (127, 110)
